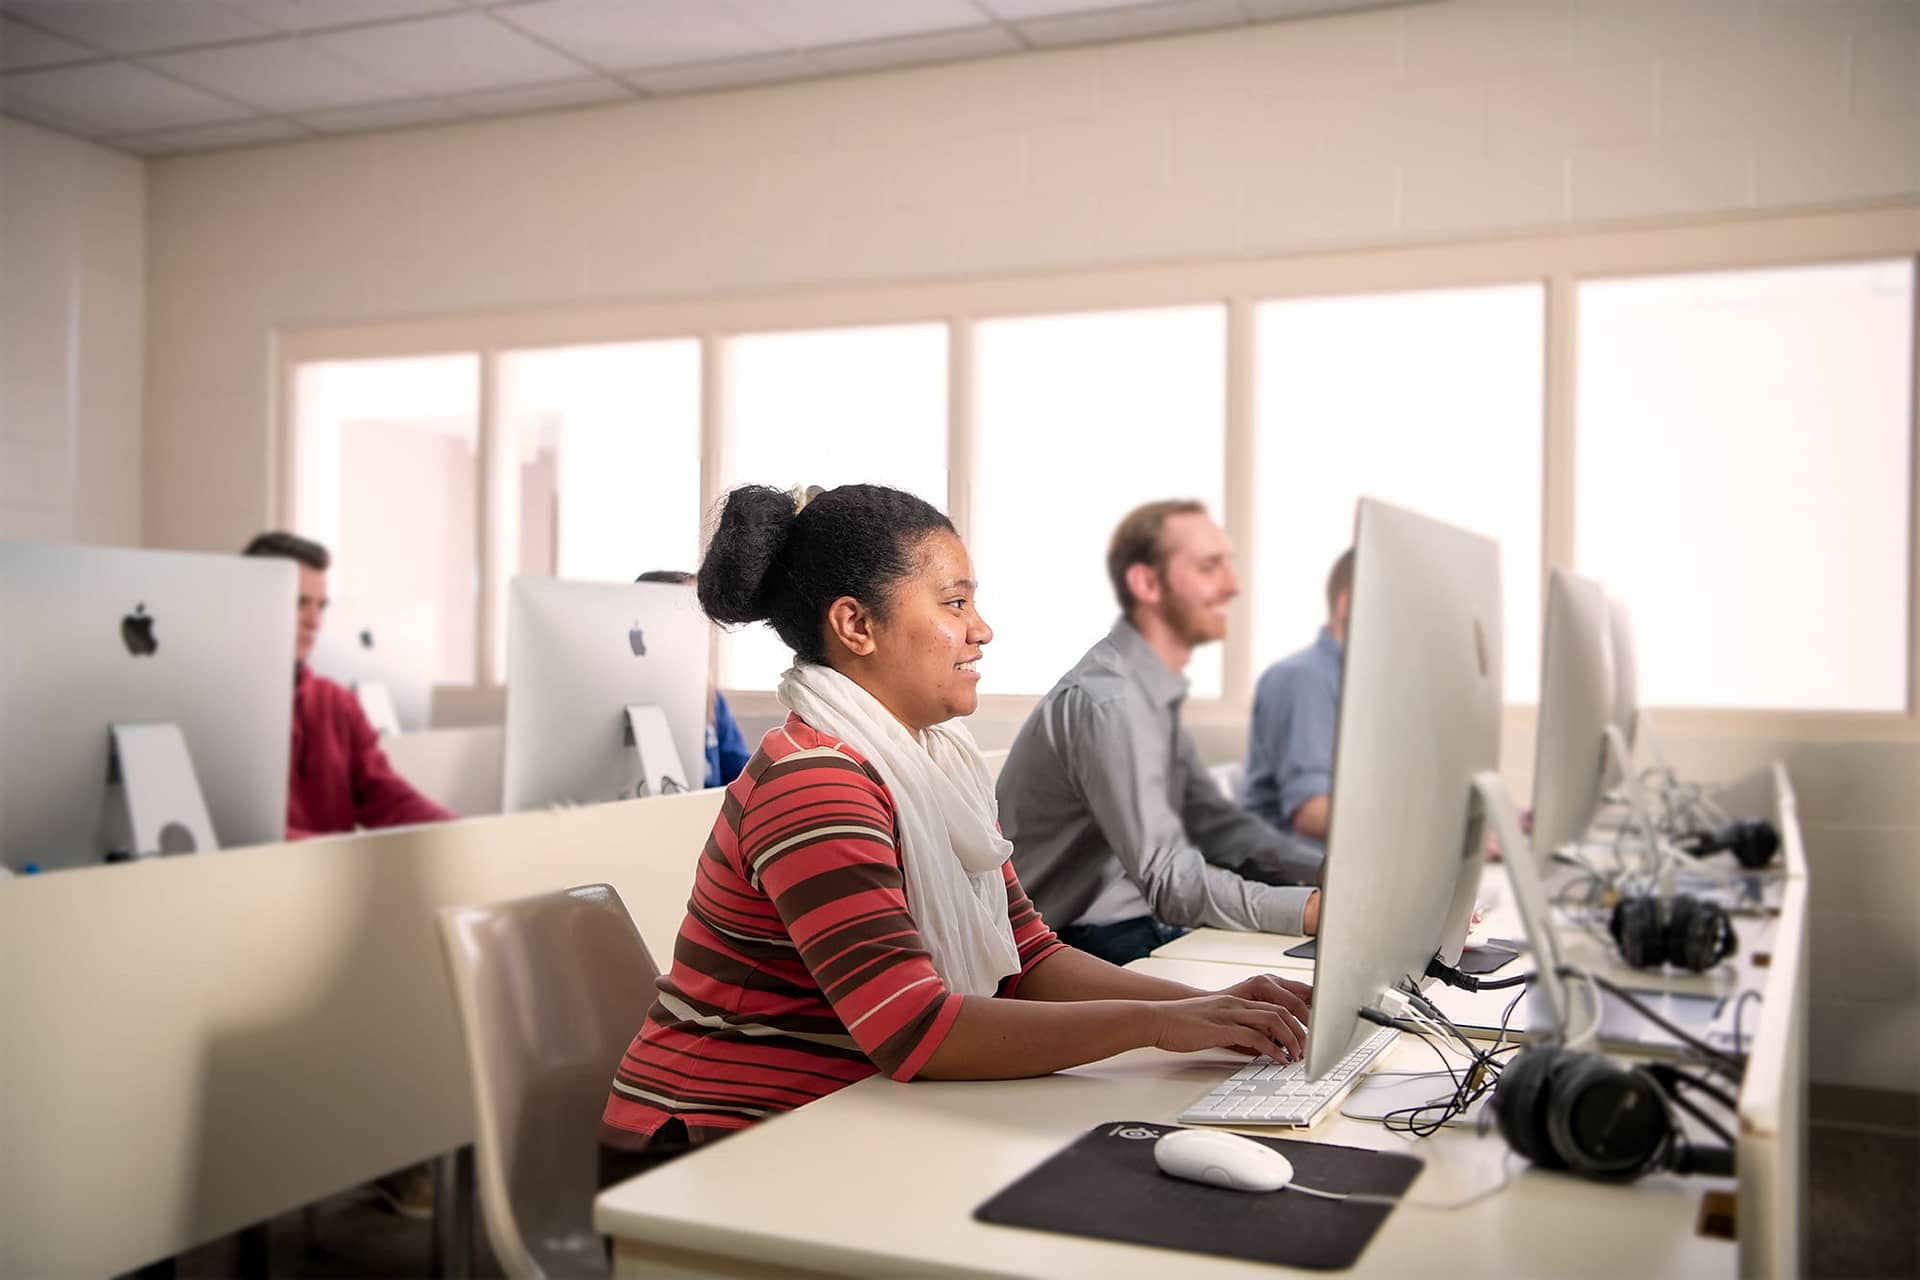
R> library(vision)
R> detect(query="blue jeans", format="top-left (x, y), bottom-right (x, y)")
top-left (1059, 916), bottom-right (1188, 967)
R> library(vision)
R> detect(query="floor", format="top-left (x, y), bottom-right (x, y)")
top-left (161, 1121), bottom-right (1918, 1279)
top-left (1807, 1122), bottom-right (1919, 1279)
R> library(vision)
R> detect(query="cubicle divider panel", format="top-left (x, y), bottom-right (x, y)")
top-left (0, 787), bottom-right (724, 1279)
top-left (1736, 763), bottom-right (1809, 1279)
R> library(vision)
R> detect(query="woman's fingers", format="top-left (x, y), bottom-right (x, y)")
top-left (1227, 975), bottom-right (1313, 1024)
top-left (1236, 1005), bottom-right (1305, 1061)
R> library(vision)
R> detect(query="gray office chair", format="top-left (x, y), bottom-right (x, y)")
top-left (436, 884), bottom-right (660, 1280)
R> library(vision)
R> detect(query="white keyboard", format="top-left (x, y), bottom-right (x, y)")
top-left (1178, 1026), bottom-right (1399, 1128)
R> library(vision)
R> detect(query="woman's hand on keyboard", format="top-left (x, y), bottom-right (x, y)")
top-left (1219, 973), bottom-right (1312, 1025)
top-left (1150, 994), bottom-right (1307, 1064)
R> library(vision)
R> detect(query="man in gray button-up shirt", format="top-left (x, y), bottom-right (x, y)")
top-left (999, 501), bottom-right (1324, 966)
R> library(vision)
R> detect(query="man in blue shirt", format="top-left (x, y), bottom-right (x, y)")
top-left (704, 687), bottom-right (751, 788)
top-left (1244, 549), bottom-right (1352, 847)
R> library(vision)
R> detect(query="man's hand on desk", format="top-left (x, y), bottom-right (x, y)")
top-left (1303, 888), bottom-right (1321, 935)
top-left (1219, 973), bottom-right (1313, 1024)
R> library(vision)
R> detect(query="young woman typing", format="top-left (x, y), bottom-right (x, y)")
top-left (600, 483), bottom-right (1312, 1183)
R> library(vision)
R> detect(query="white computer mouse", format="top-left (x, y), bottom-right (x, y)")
top-left (1153, 1128), bottom-right (1295, 1192)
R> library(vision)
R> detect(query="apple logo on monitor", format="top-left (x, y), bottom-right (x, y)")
top-left (628, 622), bottom-right (646, 657)
top-left (357, 627), bottom-right (375, 650)
top-left (122, 603), bottom-right (159, 657)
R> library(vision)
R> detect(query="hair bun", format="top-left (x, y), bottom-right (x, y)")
top-left (697, 485), bottom-right (798, 625)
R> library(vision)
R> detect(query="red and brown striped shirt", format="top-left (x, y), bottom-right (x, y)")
top-left (602, 714), bottom-right (1065, 1147)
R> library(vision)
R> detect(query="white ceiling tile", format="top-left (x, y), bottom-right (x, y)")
top-left (314, 10), bottom-right (588, 93)
top-left (811, 24), bottom-right (1020, 75)
top-left (298, 95), bottom-right (467, 132)
top-left (975, 0), bottom-right (1163, 19)
top-left (1, 0), bottom-right (274, 53)
top-left (223, 0), bottom-right (466, 34)
top-left (146, 39), bottom-right (414, 112)
top-left (454, 74), bottom-right (627, 114)
top-left (726, 0), bottom-right (989, 49)
top-left (113, 114), bottom-right (308, 153)
top-left (495, 0), bottom-right (777, 72)
top-left (625, 50), bottom-right (819, 95)
top-left (0, 16), bottom-right (94, 70)
top-left (1017, 0), bottom-right (1246, 48)
top-left (0, 60), bottom-right (252, 133)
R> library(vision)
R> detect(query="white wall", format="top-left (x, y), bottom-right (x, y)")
top-left (0, 116), bottom-right (144, 546)
top-left (143, 0), bottom-right (1920, 552)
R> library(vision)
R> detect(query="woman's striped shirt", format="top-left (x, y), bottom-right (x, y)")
top-left (602, 713), bottom-right (1065, 1148)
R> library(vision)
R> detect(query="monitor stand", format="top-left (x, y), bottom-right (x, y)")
top-left (101, 723), bottom-right (218, 858)
top-left (1469, 770), bottom-right (1575, 1044)
top-left (623, 704), bottom-right (690, 799)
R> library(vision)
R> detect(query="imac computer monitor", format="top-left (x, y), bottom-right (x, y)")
top-left (1607, 595), bottom-right (1639, 754)
top-left (1528, 568), bottom-right (1616, 864)
top-left (308, 597), bottom-right (437, 733)
top-left (1306, 498), bottom-right (1504, 1081)
top-left (502, 578), bottom-right (708, 811)
top-left (0, 541), bottom-right (295, 872)
top-left (1485, 566), bottom-right (1619, 1042)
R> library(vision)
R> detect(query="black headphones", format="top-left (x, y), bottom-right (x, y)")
top-left (1493, 1048), bottom-right (1735, 1182)
top-left (1608, 893), bottom-right (1738, 972)
top-left (1677, 819), bottom-right (1780, 870)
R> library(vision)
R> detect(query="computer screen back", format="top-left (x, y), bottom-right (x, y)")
top-left (307, 596), bottom-right (438, 733)
top-left (1607, 595), bottom-right (1639, 753)
top-left (0, 542), bottom-right (295, 871)
top-left (502, 578), bottom-right (709, 811)
top-left (1307, 498), bottom-right (1504, 1081)
top-left (1530, 568), bottom-right (1614, 862)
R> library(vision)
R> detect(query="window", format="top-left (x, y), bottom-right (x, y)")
top-left (494, 340), bottom-right (702, 680)
top-left (292, 353), bottom-right (480, 688)
top-left (972, 306), bottom-right (1228, 696)
top-left (1253, 285), bottom-right (1546, 703)
top-left (1576, 260), bottom-right (1914, 712)
top-left (719, 323), bottom-right (948, 689)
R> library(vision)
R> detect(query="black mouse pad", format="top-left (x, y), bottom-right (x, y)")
top-left (973, 1122), bottom-right (1423, 1270)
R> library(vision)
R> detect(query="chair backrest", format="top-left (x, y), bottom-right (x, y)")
top-left (436, 884), bottom-right (660, 1279)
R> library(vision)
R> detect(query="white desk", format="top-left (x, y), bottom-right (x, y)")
top-left (597, 1069), bottom-right (1734, 1280)
top-left (596, 951), bottom-right (1740, 1279)
top-left (1150, 923), bottom-right (1317, 969)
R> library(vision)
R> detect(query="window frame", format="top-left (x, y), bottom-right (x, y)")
top-left (273, 203), bottom-right (1920, 743)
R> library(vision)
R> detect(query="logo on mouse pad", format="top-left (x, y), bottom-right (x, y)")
top-left (1109, 1124), bottom-right (1168, 1141)
top-left (121, 604), bottom-right (159, 657)
top-left (627, 623), bottom-right (646, 657)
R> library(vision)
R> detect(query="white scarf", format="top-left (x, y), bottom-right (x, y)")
top-left (777, 663), bottom-right (1020, 997)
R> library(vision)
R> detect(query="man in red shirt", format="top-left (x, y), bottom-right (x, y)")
top-left (243, 532), bottom-right (454, 839)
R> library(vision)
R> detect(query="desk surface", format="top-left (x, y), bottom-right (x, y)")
top-left (596, 953), bottom-right (1737, 1279)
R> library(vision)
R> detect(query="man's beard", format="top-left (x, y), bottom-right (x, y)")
top-left (1162, 587), bottom-right (1224, 647)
